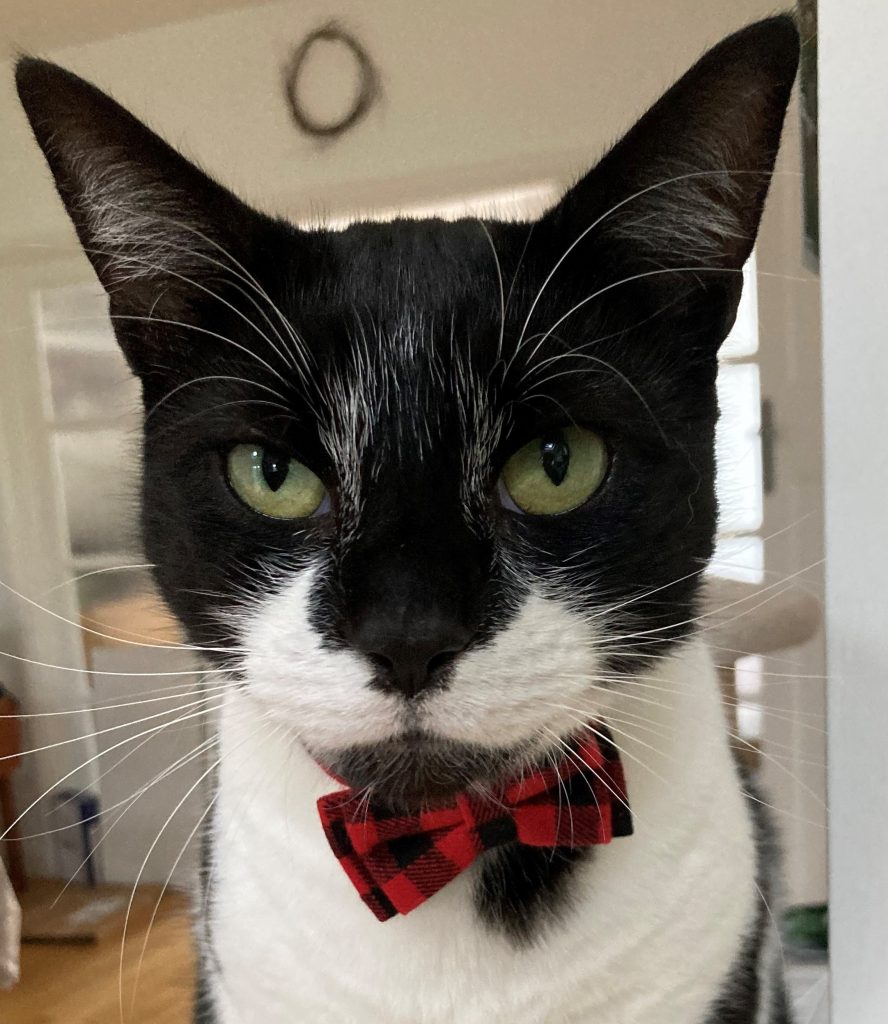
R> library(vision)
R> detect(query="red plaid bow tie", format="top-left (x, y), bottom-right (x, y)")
top-left (317, 728), bottom-right (632, 922)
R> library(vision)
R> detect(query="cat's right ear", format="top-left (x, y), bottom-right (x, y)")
top-left (15, 57), bottom-right (264, 365)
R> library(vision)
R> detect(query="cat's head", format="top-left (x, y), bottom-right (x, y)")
top-left (16, 17), bottom-right (798, 808)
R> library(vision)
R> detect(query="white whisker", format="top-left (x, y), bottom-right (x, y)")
top-left (0, 697), bottom-right (224, 844)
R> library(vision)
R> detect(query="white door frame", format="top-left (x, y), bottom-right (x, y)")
top-left (0, 247), bottom-right (102, 875)
top-left (820, 2), bottom-right (888, 1021)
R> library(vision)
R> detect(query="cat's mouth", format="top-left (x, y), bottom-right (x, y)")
top-left (312, 731), bottom-right (534, 812)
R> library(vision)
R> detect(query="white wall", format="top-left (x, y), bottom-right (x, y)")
top-left (820, 1), bottom-right (888, 1020)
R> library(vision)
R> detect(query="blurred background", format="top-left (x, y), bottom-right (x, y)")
top-left (0, 2), bottom-right (827, 1021)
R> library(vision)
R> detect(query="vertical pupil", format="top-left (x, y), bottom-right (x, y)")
top-left (260, 449), bottom-right (289, 492)
top-left (541, 436), bottom-right (570, 486)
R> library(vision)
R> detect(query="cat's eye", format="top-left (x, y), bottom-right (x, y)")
top-left (226, 444), bottom-right (327, 519)
top-left (501, 426), bottom-right (608, 516)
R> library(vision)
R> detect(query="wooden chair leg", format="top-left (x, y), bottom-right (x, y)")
top-left (0, 778), bottom-right (27, 894)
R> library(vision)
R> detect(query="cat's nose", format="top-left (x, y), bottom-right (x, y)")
top-left (350, 626), bottom-right (473, 699)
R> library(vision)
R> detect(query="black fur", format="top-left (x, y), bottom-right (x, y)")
top-left (476, 845), bottom-right (590, 944)
top-left (705, 776), bottom-right (793, 1023)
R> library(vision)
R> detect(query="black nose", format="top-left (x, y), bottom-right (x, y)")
top-left (349, 625), bottom-right (472, 699)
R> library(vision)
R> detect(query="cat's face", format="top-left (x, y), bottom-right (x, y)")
top-left (132, 213), bottom-right (722, 803)
top-left (137, 213), bottom-right (723, 796)
top-left (16, 17), bottom-right (799, 807)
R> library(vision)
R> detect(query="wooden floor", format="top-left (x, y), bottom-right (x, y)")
top-left (3, 883), bottom-right (824, 1023)
top-left (2, 881), bottom-right (195, 1024)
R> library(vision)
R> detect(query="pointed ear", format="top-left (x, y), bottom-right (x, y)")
top-left (15, 57), bottom-right (261, 322)
top-left (544, 16), bottom-right (799, 316)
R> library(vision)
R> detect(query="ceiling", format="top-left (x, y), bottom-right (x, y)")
top-left (2, 0), bottom-right (256, 52)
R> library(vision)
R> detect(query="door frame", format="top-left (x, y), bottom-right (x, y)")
top-left (820, 1), bottom-right (888, 1021)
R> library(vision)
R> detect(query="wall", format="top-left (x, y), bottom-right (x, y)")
top-left (821, 1), bottom-right (888, 1020)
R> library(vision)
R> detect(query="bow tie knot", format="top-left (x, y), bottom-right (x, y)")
top-left (318, 729), bottom-right (633, 922)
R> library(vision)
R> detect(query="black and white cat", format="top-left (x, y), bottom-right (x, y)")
top-left (17, 15), bottom-right (799, 1023)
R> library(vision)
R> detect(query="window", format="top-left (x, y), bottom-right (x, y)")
top-left (712, 256), bottom-right (765, 584)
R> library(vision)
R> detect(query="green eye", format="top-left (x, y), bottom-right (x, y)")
top-left (501, 426), bottom-right (608, 516)
top-left (226, 444), bottom-right (326, 519)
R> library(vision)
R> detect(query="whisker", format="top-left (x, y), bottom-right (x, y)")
top-left (43, 562), bottom-right (156, 595)
top-left (119, 751), bottom-right (223, 1024)
top-left (0, 698), bottom-right (224, 843)
top-left (561, 692), bottom-right (825, 764)
top-left (83, 244), bottom-right (299, 388)
top-left (517, 296), bottom-right (687, 384)
top-left (0, 682), bottom-right (229, 720)
top-left (130, 710), bottom-right (272, 1018)
top-left (512, 167), bottom-right (801, 361)
top-left (140, 369), bottom-right (290, 422)
top-left (49, 700), bottom-right (219, 825)
top-left (522, 349), bottom-right (670, 444)
top-left (559, 673), bottom-right (827, 732)
top-left (50, 734), bottom-right (219, 901)
top-left (149, 398), bottom-right (298, 440)
top-left (0, 576), bottom-right (239, 656)
top-left (545, 741), bottom-right (575, 850)
top-left (101, 203), bottom-right (317, 379)
top-left (544, 703), bottom-right (677, 765)
top-left (731, 733), bottom-right (828, 811)
top-left (1, 693), bottom-right (225, 763)
top-left (0, 649), bottom-right (229, 677)
top-left (541, 725), bottom-right (635, 823)
top-left (753, 876), bottom-right (790, 981)
top-left (130, 782), bottom-right (221, 1015)
top-left (740, 787), bottom-right (827, 831)
top-left (198, 707), bottom-right (287, 932)
top-left (593, 557), bottom-right (825, 649)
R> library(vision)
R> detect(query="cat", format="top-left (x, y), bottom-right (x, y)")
top-left (16, 14), bottom-right (799, 1024)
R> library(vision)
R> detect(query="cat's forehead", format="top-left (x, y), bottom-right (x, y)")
top-left (306, 216), bottom-right (519, 315)
top-left (334, 216), bottom-right (501, 269)
top-left (278, 215), bottom-right (600, 392)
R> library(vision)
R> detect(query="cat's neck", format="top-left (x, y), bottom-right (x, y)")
top-left (204, 638), bottom-right (757, 1024)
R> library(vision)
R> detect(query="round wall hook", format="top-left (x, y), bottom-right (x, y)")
top-left (283, 21), bottom-right (380, 139)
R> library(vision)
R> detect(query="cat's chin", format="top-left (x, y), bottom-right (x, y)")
top-left (311, 731), bottom-right (534, 813)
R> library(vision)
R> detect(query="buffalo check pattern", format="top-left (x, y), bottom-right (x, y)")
top-left (317, 727), bottom-right (633, 922)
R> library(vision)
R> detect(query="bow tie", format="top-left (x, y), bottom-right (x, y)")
top-left (317, 727), bottom-right (633, 922)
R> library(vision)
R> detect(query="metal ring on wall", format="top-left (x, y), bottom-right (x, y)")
top-left (284, 22), bottom-right (380, 139)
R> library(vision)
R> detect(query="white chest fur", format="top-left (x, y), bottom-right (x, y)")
top-left (206, 639), bottom-right (757, 1024)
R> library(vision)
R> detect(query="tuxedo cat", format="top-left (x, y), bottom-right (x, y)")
top-left (17, 15), bottom-right (799, 1023)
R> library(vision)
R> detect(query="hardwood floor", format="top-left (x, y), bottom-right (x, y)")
top-left (2, 881), bottom-right (195, 1024)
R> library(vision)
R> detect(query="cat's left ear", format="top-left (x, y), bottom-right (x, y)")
top-left (543, 16), bottom-right (800, 339)
top-left (15, 57), bottom-right (265, 335)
